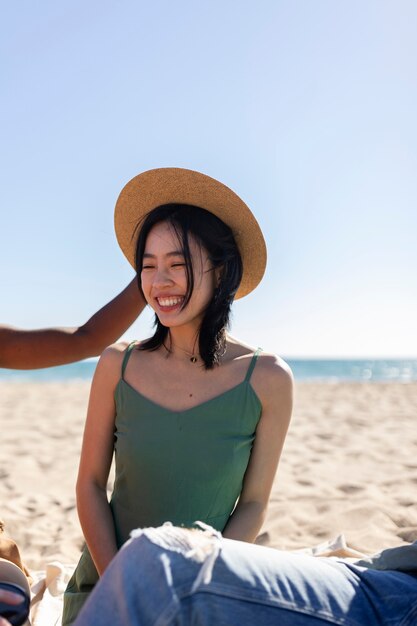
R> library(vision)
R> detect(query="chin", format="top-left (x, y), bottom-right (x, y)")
top-left (155, 314), bottom-right (180, 327)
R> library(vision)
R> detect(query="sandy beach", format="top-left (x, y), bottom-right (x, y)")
top-left (1, 380), bottom-right (417, 571)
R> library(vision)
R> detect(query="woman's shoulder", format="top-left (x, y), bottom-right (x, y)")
top-left (253, 353), bottom-right (293, 407)
top-left (98, 339), bottom-right (156, 368)
top-left (227, 336), bottom-right (293, 382)
top-left (249, 351), bottom-right (293, 419)
top-left (103, 338), bottom-right (149, 355)
top-left (101, 340), bottom-right (130, 358)
top-left (92, 341), bottom-right (146, 389)
top-left (95, 340), bottom-right (138, 372)
top-left (256, 350), bottom-right (293, 382)
top-left (226, 337), bottom-right (293, 397)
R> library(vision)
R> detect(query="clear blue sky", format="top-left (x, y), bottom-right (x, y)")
top-left (1, 0), bottom-right (416, 357)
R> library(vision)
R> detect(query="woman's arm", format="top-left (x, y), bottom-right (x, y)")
top-left (222, 355), bottom-right (293, 543)
top-left (0, 278), bottom-right (145, 369)
top-left (76, 345), bottom-right (125, 575)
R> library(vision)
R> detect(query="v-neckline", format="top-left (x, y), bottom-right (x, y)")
top-left (117, 378), bottom-right (260, 415)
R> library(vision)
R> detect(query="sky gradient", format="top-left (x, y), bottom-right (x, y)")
top-left (2, 1), bottom-right (416, 357)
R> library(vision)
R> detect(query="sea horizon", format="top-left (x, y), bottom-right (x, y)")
top-left (1, 357), bottom-right (417, 383)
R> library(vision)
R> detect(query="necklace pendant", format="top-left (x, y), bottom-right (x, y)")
top-left (190, 356), bottom-right (198, 363)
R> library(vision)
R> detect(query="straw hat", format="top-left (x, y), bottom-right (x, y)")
top-left (114, 167), bottom-right (267, 299)
top-left (0, 558), bottom-right (30, 596)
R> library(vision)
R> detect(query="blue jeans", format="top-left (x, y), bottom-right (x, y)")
top-left (74, 525), bottom-right (417, 626)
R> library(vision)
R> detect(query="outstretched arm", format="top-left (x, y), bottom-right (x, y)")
top-left (0, 278), bottom-right (145, 369)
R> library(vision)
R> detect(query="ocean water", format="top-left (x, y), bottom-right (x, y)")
top-left (1, 358), bottom-right (417, 382)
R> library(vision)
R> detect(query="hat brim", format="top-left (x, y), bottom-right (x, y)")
top-left (0, 558), bottom-right (30, 596)
top-left (114, 168), bottom-right (266, 299)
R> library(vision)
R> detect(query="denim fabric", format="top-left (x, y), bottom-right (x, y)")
top-left (75, 526), bottom-right (417, 626)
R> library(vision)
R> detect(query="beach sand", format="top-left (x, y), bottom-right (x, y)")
top-left (1, 381), bottom-right (417, 570)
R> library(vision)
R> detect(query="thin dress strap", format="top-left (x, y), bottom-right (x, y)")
top-left (121, 341), bottom-right (138, 379)
top-left (244, 348), bottom-right (262, 383)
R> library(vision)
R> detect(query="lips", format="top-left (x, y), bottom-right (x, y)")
top-left (156, 296), bottom-right (184, 307)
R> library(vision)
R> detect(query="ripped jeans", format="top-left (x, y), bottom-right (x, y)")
top-left (74, 524), bottom-right (417, 626)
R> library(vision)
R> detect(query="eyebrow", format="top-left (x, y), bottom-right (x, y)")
top-left (142, 251), bottom-right (185, 259)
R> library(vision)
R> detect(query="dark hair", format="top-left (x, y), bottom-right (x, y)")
top-left (134, 204), bottom-right (243, 369)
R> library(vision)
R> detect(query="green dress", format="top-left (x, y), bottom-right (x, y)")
top-left (62, 343), bottom-right (262, 624)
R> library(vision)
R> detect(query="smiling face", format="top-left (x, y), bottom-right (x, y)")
top-left (140, 221), bottom-right (217, 330)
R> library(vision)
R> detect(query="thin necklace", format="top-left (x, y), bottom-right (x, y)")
top-left (163, 334), bottom-right (199, 363)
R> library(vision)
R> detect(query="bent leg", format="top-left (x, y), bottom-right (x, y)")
top-left (74, 527), bottom-right (417, 626)
top-left (199, 539), bottom-right (417, 626)
top-left (74, 525), bottom-right (222, 626)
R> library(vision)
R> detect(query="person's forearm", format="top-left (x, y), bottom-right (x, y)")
top-left (77, 482), bottom-right (118, 575)
top-left (222, 501), bottom-right (266, 543)
top-left (79, 277), bottom-right (145, 354)
top-left (0, 278), bottom-right (145, 369)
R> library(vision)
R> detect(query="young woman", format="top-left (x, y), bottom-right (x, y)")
top-left (63, 168), bottom-right (293, 625)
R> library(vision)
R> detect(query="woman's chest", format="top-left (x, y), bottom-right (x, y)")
top-left (124, 362), bottom-right (248, 413)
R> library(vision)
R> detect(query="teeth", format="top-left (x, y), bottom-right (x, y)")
top-left (158, 297), bottom-right (183, 307)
